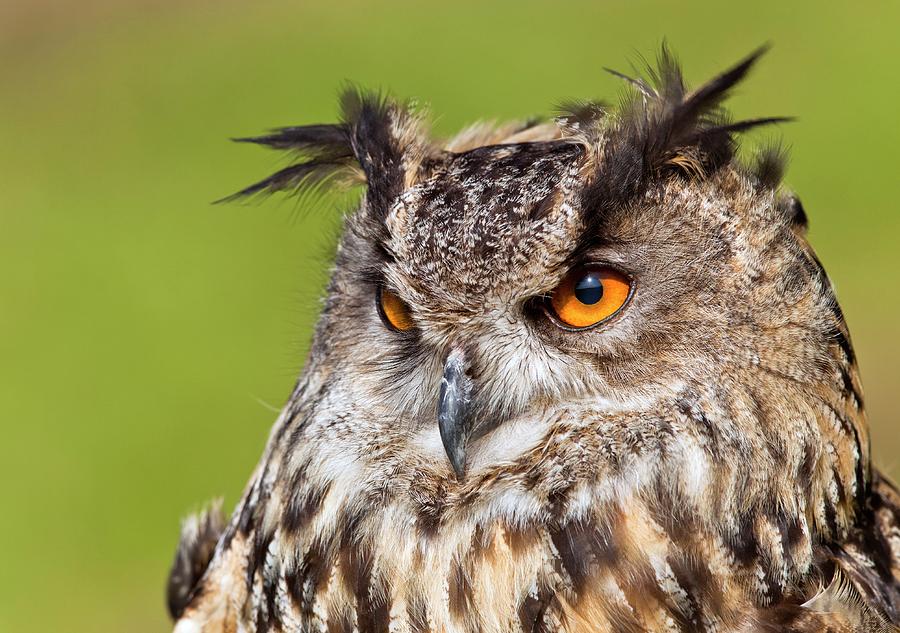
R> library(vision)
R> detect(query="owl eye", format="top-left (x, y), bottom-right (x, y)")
top-left (547, 266), bottom-right (632, 329)
top-left (377, 287), bottom-right (415, 332)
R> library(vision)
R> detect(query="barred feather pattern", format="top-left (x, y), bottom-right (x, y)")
top-left (178, 379), bottom-right (898, 632)
top-left (171, 47), bottom-right (900, 632)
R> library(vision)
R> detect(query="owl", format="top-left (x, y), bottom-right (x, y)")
top-left (167, 46), bottom-right (900, 632)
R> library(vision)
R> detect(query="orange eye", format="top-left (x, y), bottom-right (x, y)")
top-left (378, 287), bottom-right (415, 332)
top-left (548, 266), bottom-right (632, 329)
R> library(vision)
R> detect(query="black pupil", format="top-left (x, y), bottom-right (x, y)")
top-left (574, 273), bottom-right (604, 305)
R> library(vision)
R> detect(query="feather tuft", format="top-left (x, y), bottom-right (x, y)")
top-left (167, 499), bottom-right (226, 620)
top-left (752, 140), bottom-right (791, 189)
top-left (803, 565), bottom-right (898, 632)
top-left (221, 88), bottom-right (430, 213)
top-left (573, 44), bottom-right (793, 256)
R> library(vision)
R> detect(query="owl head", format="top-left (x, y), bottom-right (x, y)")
top-left (165, 45), bottom-right (877, 629)
top-left (226, 45), bottom-right (864, 545)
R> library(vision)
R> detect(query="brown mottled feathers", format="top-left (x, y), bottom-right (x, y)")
top-left (169, 46), bottom-right (899, 632)
top-left (167, 499), bottom-right (225, 620)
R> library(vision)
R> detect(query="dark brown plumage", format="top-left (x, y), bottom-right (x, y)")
top-left (167, 500), bottom-right (225, 620)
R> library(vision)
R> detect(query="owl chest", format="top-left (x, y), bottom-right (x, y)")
top-left (248, 507), bottom-right (787, 633)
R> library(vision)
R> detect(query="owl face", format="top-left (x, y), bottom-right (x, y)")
top-left (287, 124), bottom-right (823, 485)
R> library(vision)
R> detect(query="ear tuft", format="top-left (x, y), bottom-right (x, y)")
top-left (338, 88), bottom-right (431, 217)
top-left (222, 89), bottom-right (432, 211)
top-left (587, 44), bottom-right (791, 207)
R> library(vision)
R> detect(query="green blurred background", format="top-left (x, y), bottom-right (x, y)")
top-left (1, 1), bottom-right (897, 630)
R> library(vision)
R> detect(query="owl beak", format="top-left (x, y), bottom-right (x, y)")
top-left (437, 347), bottom-right (474, 480)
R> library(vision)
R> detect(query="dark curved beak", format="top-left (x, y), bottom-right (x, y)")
top-left (438, 347), bottom-right (473, 479)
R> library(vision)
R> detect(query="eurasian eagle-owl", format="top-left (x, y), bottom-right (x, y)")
top-left (167, 47), bottom-right (900, 632)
